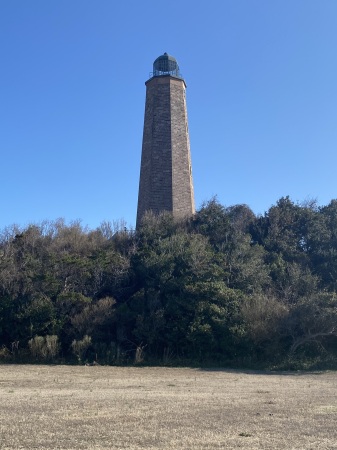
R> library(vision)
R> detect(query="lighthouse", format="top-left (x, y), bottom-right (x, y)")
top-left (136, 53), bottom-right (195, 227)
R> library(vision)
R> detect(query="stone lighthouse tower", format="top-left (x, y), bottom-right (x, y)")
top-left (136, 53), bottom-right (195, 226)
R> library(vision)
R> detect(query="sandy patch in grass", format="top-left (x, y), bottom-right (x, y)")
top-left (0, 365), bottom-right (336, 449)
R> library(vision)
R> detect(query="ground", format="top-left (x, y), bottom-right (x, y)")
top-left (0, 365), bottom-right (336, 449)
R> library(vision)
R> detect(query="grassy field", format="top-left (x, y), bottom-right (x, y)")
top-left (0, 365), bottom-right (336, 449)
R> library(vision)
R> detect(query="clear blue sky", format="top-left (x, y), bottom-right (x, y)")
top-left (1, 1), bottom-right (336, 230)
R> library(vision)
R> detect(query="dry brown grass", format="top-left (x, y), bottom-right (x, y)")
top-left (0, 365), bottom-right (336, 449)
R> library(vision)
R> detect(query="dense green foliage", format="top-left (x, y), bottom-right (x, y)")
top-left (1, 197), bottom-right (337, 368)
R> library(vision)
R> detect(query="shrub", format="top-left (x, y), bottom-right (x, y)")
top-left (28, 335), bottom-right (60, 361)
top-left (71, 335), bottom-right (92, 363)
top-left (0, 345), bottom-right (11, 361)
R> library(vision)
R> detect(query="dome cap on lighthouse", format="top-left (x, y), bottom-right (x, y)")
top-left (152, 52), bottom-right (182, 78)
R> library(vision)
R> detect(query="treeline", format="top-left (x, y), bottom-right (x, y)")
top-left (1, 197), bottom-right (337, 368)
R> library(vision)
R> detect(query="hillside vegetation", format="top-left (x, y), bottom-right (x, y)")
top-left (1, 197), bottom-right (337, 367)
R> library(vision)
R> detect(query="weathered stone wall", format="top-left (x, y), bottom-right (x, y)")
top-left (170, 78), bottom-right (195, 218)
top-left (137, 75), bottom-right (195, 226)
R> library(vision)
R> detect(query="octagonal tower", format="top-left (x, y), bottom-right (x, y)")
top-left (136, 53), bottom-right (195, 227)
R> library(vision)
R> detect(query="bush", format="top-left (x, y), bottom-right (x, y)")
top-left (28, 335), bottom-right (60, 361)
top-left (0, 345), bottom-right (11, 361)
top-left (71, 335), bottom-right (92, 363)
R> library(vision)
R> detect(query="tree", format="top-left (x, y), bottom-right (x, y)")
top-left (191, 198), bottom-right (230, 249)
top-left (240, 294), bottom-right (288, 359)
top-left (130, 226), bottom-right (240, 360)
top-left (285, 293), bottom-right (337, 355)
top-left (71, 297), bottom-right (116, 342)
